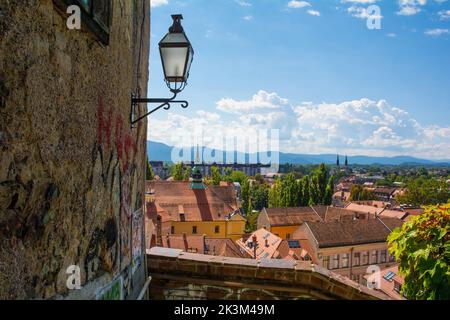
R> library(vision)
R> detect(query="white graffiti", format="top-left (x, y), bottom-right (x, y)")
top-left (66, 265), bottom-right (82, 290)
top-left (66, 5), bottom-right (81, 30)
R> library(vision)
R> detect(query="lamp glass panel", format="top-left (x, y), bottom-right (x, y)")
top-left (160, 32), bottom-right (189, 45)
top-left (160, 47), bottom-right (189, 81)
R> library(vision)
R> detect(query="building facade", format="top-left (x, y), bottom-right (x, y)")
top-left (0, 0), bottom-right (150, 299)
top-left (293, 218), bottom-right (403, 285)
top-left (146, 181), bottom-right (246, 242)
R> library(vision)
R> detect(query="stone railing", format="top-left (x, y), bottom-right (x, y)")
top-left (146, 247), bottom-right (389, 300)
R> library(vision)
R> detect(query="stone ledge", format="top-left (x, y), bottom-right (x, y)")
top-left (146, 247), bottom-right (390, 300)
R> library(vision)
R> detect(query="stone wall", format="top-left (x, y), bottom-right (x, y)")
top-left (147, 247), bottom-right (390, 300)
top-left (0, 0), bottom-right (150, 299)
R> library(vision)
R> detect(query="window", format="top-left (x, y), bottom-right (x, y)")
top-left (362, 251), bottom-right (369, 265)
top-left (371, 250), bottom-right (378, 264)
top-left (322, 256), bottom-right (330, 269)
top-left (389, 253), bottom-right (396, 262)
top-left (179, 214), bottom-right (186, 222)
top-left (332, 254), bottom-right (340, 269)
top-left (353, 253), bottom-right (360, 266)
top-left (288, 240), bottom-right (300, 248)
top-left (214, 226), bottom-right (220, 234)
top-left (342, 254), bottom-right (349, 268)
top-left (53, 0), bottom-right (112, 45)
top-left (393, 281), bottom-right (402, 293)
top-left (170, 226), bottom-right (175, 234)
top-left (286, 233), bottom-right (291, 239)
top-left (380, 250), bottom-right (387, 263)
top-left (383, 271), bottom-right (396, 282)
top-left (192, 226), bottom-right (197, 234)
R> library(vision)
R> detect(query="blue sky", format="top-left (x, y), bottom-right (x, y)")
top-left (147, 0), bottom-right (450, 160)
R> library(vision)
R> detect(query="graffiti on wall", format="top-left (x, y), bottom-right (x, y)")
top-left (96, 275), bottom-right (124, 300)
top-left (94, 95), bottom-right (144, 298)
top-left (131, 208), bottom-right (143, 274)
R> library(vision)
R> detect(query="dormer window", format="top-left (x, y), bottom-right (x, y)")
top-left (179, 213), bottom-right (185, 222)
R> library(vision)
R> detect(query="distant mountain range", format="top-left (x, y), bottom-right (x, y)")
top-left (147, 141), bottom-right (450, 166)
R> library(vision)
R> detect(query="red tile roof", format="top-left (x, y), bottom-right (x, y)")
top-left (305, 217), bottom-right (403, 248)
top-left (365, 265), bottom-right (406, 300)
top-left (147, 181), bottom-right (240, 222)
top-left (205, 238), bottom-right (250, 258)
top-left (236, 229), bottom-right (308, 260)
top-left (264, 206), bottom-right (368, 227)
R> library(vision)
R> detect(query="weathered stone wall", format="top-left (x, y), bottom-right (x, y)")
top-left (0, 0), bottom-right (150, 299)
top-left (147, 247), bottom-right (390, 300)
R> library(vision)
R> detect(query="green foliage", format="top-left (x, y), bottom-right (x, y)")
top-left (211, 166), bottom-right (222, 186)
top-left (245, 208), bottom-right (259, 233)
top-left (349, 185), bottom-right (377, 201)
top-left (241, 178), bottom-right (250, 215)
top-left (146, 158), bottom-right (155, 181)
top-left (230, 170), bottom-right (247, 185)
top-left (388, 204), bottom-right (450, 300)
top-left (183, 166), bottom-right (192, 181)
top-left (172, 162), bottom-right (191, 181)
top-left (251, 184), bottom-right (269, 211)
top-left (397, 177), bottom-right (450, 206)
top-left (268, 163), bottom-right (334, 208)
top-left (172, 162), bottom-right (184, 181)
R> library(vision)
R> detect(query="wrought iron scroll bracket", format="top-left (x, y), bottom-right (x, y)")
top-left (130, 92), bottom-right (189, 128)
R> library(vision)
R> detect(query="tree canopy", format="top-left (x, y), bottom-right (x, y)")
top-left (388, 204), bottom-right (450, 300)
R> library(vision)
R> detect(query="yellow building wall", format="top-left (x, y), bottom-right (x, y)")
top-left (226, 220), bottom-right (247, 241)
top-left (164, 220), bottom-right (246, 240)
top-left (270, 226), bottom-right (301, 239)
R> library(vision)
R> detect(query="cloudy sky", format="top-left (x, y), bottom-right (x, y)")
top-left (147, 0), bottom-right (450, 160)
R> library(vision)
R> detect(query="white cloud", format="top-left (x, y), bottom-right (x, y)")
top-left (307, 10), bottom-right (321, 16)
top-left (424, 28), bottom-right (449, 36)
top-left (235, 0), bottom-right (252, 7)
top-left (216, 90), bottom-right (289, 114)
top-left (347, 5), bottom-right (383, 19)
top-left (287, 1), bottom-right (312, 9)
top-left (147, 92), bottom-right (450, 160)
top-left (438, 9), bottom-right (450, 19)
top-left (396, 0), bottom-right (427, 16)
top-left (243, 15), bottom-right (254, 21)
top-left (151, 0), bottom-right (169, 8)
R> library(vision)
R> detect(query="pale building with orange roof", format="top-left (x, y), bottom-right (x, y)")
top-left (236, 229), bottom-right (310, 261)
top-left (365, 265), bottom-right (406, 300)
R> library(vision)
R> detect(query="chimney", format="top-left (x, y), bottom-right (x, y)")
top-left (252, 235), bottom-right (258, 259)
top-left (265, 239), bottom-right (269, 248)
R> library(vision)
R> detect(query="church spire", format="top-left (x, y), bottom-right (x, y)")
top-left (345, 155), bottom-right (348, 167)
top-left (336, 154), bottom-right (340, 167)
top-left (195, 144), bottom-right (201, 164)
top-left (191, 144), bottom-right (205, 189)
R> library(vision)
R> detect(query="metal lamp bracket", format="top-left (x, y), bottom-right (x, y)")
top-left (130, 91), bottom-right (189, 128)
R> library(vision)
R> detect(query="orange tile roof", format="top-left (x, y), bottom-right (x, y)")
top-left (205, 238), bottom-right (249, 258)
top-left (264, 206), bottom-right (368, 227)
top-left (236, 229), bottom-right (306, 260)
top-left (345, 203), bottom-right (385, 215)
top-left (365, 265), bottom-right (406, 300)
top-left (305, 218), bottom-right (403, 248)
top-left (147, 181), bottom-right (239, 222)
top-left (162, 234), bottom-right (205, 254)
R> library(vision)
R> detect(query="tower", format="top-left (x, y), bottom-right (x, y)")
top-left (345, 155), bottom-right (348, 167)
top-left (191, 145), bottom-right (206, 189)
top-left (336, 154), bottom-right (340, 167)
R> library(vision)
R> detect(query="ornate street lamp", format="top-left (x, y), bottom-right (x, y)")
top-left (131, 14), bottom-right (194, 128)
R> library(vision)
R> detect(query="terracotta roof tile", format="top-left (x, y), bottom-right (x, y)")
top-left (305, 218), bottom-right (403, 248)
top-left (148, 181), bottom-right (239, 222)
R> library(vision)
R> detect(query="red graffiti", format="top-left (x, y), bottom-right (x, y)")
top-left (97, 96), bottom-right (137, 170)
